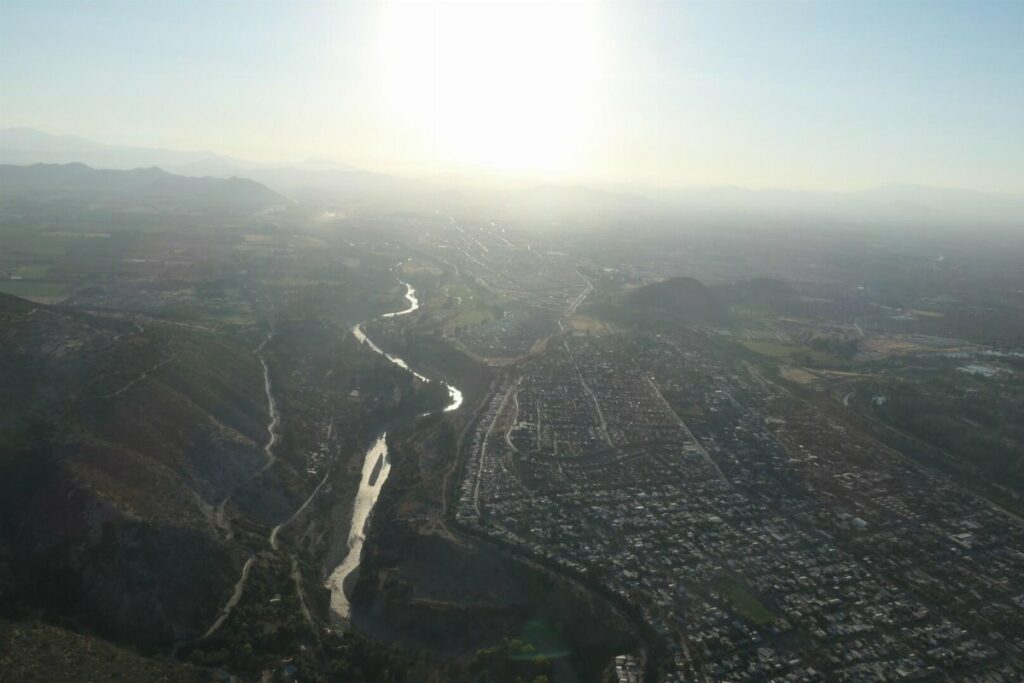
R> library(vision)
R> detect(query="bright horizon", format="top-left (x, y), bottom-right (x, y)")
top-left (2, 0), bottom-right (1023, 193)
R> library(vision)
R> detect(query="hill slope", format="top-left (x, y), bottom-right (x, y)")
top-left (0, 293), bottom-right (274, 645)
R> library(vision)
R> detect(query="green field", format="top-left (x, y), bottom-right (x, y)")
top-left (0, 280), bottom-right (72, 303)
top-left (431, 279), bottom-right (501, 333)
top-left (14, 265), bottom-right (52, 279)
top-left (444, 306), bottom-right (495, 333)
top-left (739, 339), bottom-right (834, 364)
top-left (711, 576), bottom-right (776, 625)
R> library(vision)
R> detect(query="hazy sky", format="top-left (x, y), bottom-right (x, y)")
top-left (2, 0), bottom-right (1022, 191)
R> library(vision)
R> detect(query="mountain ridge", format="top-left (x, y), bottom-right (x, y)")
top-left (4, 128), bottom-right (1023, 225)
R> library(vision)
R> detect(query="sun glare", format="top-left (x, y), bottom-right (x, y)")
top-left (378, 0), bottom-right (604, 175)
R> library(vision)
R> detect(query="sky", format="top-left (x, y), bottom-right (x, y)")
top-left (1, 0), bottom-right (1022, 192)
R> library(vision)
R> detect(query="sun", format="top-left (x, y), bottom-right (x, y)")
top-left (377, 0), bottom-right (605, 175)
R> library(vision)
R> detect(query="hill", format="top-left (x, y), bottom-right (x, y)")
top-left (0, 162), bottom-right (287, 214)
top-left (619, 276), bottom-right (726, 325)
top-left (0, 619), bottom-right (212, 682)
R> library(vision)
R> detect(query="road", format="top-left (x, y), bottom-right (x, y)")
top-left (473, 382), bottom-right (516, 516)
top-left (200, 555), bottom-right (255, 640)
top-left (564, 337), bottom-right (613, 447)
top-left (269, 470), bottom-right (330, 550)
top-left (646, 376), bottom-right (729, 484)
top-left (254, 341), bottom-right (280, 477)
top-left (102, 354), bottom-right (176, 398)
top-left (557, 269), bottom-right (593, 332)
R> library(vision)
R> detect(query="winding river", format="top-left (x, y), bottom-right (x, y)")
top-left (325, 280), bottom-right (462, 619)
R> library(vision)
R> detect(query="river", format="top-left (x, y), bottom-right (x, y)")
top-left (324, 280), bottom-right (462, 619)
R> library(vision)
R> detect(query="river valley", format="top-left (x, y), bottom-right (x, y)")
top-left (324, 280), bottom-right (463, 619)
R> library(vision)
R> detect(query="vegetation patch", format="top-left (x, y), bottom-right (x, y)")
top-left (444, 306), bottom-right (496, 334)
top-left (710, 576), bottom-right (776, 626)
top-left (566, 314), bottom-right (608, 334)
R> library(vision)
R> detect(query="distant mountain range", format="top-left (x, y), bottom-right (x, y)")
top-left (0, 127), bottom-right (355, 176)
top-left (2, 127), bottom-right (1022, 226)
top-left (0, 162), bottom-right (287, 214)
top-left (0, 128), bottom-right (425, 205)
